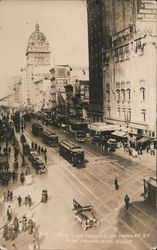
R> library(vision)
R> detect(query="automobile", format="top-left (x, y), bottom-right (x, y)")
top-left (28, 150), bottom-right (39, 163)
top-left (106, 139), bottom-right (117, 151)
top-left (33, 156), bottom-right (47, 174)
top-left (72, 199), bottom-right (100, 231)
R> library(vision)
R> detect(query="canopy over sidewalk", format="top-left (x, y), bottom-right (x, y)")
top-left (111, 130), bottom-right (127, 137)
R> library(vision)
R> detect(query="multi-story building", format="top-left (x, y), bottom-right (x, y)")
top-left (34, 77), bottom-right (51, 112)
top-left (49, 65), bottom-right (89, 111)
top-left (8, 76), bottom-right (23, 108)
top-left (25, 23), bottom-right (51, 110)
top-left (87, 0), bottom-right (157, 137)
top-left (87, 0), bottom-right (104, 122)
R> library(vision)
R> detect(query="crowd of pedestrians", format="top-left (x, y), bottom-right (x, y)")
top-left (3, 215), bottom-right (36, 241)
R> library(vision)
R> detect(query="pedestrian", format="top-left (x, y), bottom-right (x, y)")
top-left (7, 190), bottom-right (10, 202)
top-left (28, 219), bottom-right (34, 234)
top-left (114, 177), bottom-right (119, 190)
top-left (11, 243), bottom-right (17, 250)
top-left (3, 223), bottom-right (9, 241)
top-left (20, 171), bottom-right (25, 184)
top-left (146, 144), bottom-right (150, 153)
top-left (41, 147), bottom-right (43, 155)
top-left (28, 194), bottom-right (32, 207)
top-left (35, 143), bottom-right (37, 151)
top-left (13, 217), bottom-right (19, 234)
top-left (150, 143), bottom-right (155, 156)
top-left (44, 154), bottom-right (47, 164)
top-left (8, 146), bottom-right (11, 156)
top-left (19, 220), bottom-right (22, 232)
top-left (9, 224), bottom-right (15, 241)
top-left (7, 205), bottom-right (12, 221)
top-left (124, 194), bottom-right (130, 211)
top-left (22, 216), bottom-right (27, 232)
top-left (3, 190), bottom-right (7, 202)
top-left (17, 195), bottom-right (22, 206)
top-left (38, 145), bottom-right (40, 154)
top-left (44, 148), bottom-right (47, 155)
top-left (25, 196), bottom-right (29, 206)
top-left (139, 145), bottom-right (143, 155)
top-left (10, 190), bottom-right (13, 201)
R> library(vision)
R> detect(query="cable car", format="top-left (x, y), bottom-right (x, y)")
top-left (42, 129), bottom-right (58, 147)
top-left (59, 139), bottom-right (85, 167)
top-left (32, 122), bottom-right (43, 137)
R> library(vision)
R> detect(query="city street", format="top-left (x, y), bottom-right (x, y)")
top-left (0, 121), bottom-right (156, 250)
top-left (0, 1), bottom-right (156, 250)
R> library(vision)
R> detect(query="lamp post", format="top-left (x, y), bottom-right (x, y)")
top-left (125, 111), bottom-right (131, 147)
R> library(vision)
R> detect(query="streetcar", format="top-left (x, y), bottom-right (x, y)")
top-left (42, 129), bottom-right (58, 147)
top-left (75, 130), bottom-right (86, 142)
top-left (32, 122), bottom-right (43, 137)
top-left (59, 139), bottom-right (85, 167)
top-left (143, 176), bottom-right (157, 209)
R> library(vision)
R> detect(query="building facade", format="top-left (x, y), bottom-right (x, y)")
top-left (87, 0), bottom-right (104, 122)
top-left (49, 65), bottom-right (89, 113)
top-left (25, 23), bottom-right (51, 110)
top-left (87, 0), bottom-right (157, 136)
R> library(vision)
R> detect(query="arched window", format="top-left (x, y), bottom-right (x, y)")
top-left (106, 90), bottom-right (110, 102)
top-left (140, 87), bottom-right (146, 101)
top-left (106, 83), bottom-right (110, 102)
top-left (121, 89), bottom-right (125, 101)
top-left (116, 89), bottom-right (120, 102)
top-left (126, 88), bottom-right (131, 101)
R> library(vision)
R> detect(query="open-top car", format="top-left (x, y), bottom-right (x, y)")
top-left (72, 199), bottom-right (100, 231)
top-left (28, 150), bottom-right (47, 174)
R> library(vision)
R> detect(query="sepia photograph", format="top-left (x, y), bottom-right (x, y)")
top-left (0, 0), bottom-right (156, 249)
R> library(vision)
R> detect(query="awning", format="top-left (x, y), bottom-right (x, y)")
top-left (111, 130), bottom-right (127, 137)
top-left (137, 137), bottom-right (149, 144)
top-left (88, 123), bottom-right (117, 132)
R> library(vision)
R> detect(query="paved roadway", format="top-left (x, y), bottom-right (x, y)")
top-left (0, 121), bottom-right (156, 250)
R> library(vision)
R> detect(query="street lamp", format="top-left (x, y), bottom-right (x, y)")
top-left (125, 111), bottom-right (131, 146)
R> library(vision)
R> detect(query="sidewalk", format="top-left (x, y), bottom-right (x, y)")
top-left (0, 178), bottom-right (41, 229)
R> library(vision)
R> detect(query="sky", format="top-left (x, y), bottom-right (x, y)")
top-left (0, 0), bottom-right (89, 98)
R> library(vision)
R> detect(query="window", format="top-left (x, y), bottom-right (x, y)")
top-left (106, 84), bottom-right (110, 102)
top-left (117, 108), bottom-right (120, 118)
top-left (121, 89), bottom-right (125, 101)
top-left (141, 109), bottom-right (146, 121)
top-left (116, 89), bottom-right (120, 102)
top-left (140, 87), bottom-right (146, 101)
top-left (122, 108), bottom-right (126, 119)
top-left (107, 107), bottom-right (110, 117)
top-left (126, 88), bottom-right (131, 101)
top-left (127, 109), bottom-right (131, 121)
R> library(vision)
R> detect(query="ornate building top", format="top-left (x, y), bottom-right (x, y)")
top-left (26, 23), bottom-right (50, 56)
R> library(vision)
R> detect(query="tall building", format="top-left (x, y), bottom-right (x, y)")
top-left (87, 0), bottom-right (157, 137)
top-left (25, 23), bottom-right (51, 109)
top-left (87, 0), bottom-right (104, 122)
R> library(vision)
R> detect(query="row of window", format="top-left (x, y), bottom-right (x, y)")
top-left (106, 108), bottom-right (147, 122)
top-left (106, 83), bottom-right (146, 102)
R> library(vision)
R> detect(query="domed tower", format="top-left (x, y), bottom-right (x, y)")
top-left (25, 24), bottom-right (51, 109)
top-left (26, 23), bottom-right (50, 68)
